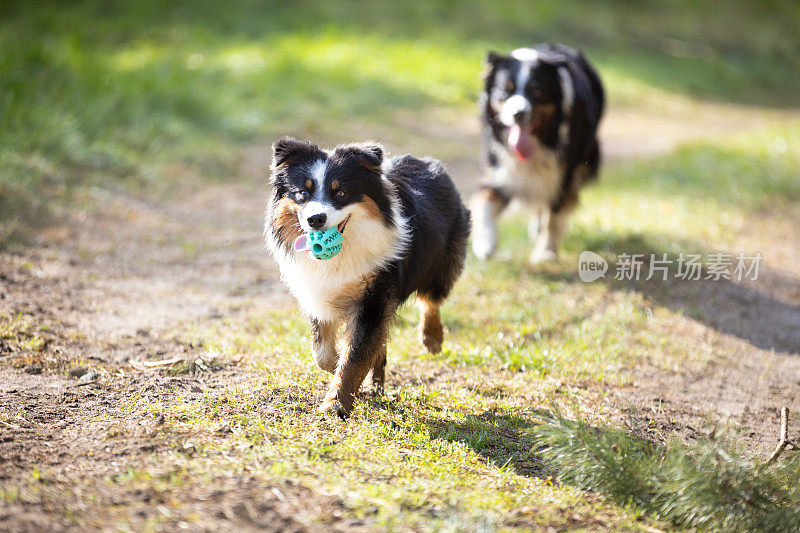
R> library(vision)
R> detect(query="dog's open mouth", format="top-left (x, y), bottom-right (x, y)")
top-left (337, 215), bottom-right (351, 233)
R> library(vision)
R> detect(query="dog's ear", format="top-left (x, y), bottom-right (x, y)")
top-left (356, 142), bottom-right (384, 176)
top-left (482, 51), bottom-right (506, 91)
top-left (335, 142), bottom-right (384, 175)
top-left (355, 142), bottom-right (383, 168)
top-left (271, 136), bottom-right (319, 170)
top-left (482, 51), bottom-right (501, 79)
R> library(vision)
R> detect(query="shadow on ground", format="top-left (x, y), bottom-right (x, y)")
top-left (425, 411), bottom-right (547, 478)
top-left (539, 233), bottom-right (800, 355)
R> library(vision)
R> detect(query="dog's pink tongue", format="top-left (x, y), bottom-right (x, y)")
top-left (508, 123), bottom-right (534, 160)
top-left (294, 235), bottom-right (309, 252)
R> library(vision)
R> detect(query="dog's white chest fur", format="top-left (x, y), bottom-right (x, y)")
top-left (279, 257), bottom-right (364, 321)
top-left (268, 213), bottom-right (405, 322)
top-left (492, 139), bottom-right (562, 207)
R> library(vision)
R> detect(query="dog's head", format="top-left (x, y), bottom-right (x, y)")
top-left (483, 47), bottom-right (572, 159)
top-left (267, 137), bottom-right (397, 258)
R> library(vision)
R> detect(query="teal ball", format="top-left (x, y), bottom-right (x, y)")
top-left (308, 226), bottom-right (343, 260)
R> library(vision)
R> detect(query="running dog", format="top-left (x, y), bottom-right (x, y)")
top-left (265, 137), bottom-right (470, 417)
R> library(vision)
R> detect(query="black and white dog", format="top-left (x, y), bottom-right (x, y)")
top-left (472, 44), bottom-right (604, 262)
top-left (265, 137), bottom-right (470, 417)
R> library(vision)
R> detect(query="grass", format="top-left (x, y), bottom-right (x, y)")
top-left (94, 348), bottom-right (650, 530)
top-left (533, 411), bottom-right (800, 532)
top-left (0, 313), bottom-right (46, 354)
top-left (134, 116), bottom-right (798, 528)
top-left (570, 123), bottom-right (800, 258)
top-left (3, 0), bottom-right (800, 530)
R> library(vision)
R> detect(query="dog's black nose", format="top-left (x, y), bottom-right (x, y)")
top-left (513, 110), bottom-right (527, 123)
top-left (307, 213), bottom-right (327, 230)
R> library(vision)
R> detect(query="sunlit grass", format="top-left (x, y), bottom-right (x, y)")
top-left (103, 350), bottom-right (648, 530)
top-left (2, 2), bottom-right (799, 527)
top-left (147, 119), bottom-right (800, 527)
top-left (570, 123), bottom-right (800, 259)
top-left (0, 313), bottom-right (46, 353)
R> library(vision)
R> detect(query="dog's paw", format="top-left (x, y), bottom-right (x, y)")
top-left (529, 248), bottom-right (558, 264)
top-left (319, 397), bottom-right (350, 419)
top-left (364, 381), bottom-right (384, 398)
top-left (471, 194), bottom-right (499, 260)
top-left (471, 232), bottom-right (496, 260)
top-left (314, 347), bottom-right (338, 374)
top-left (420, 326), bottom-right (444, 354)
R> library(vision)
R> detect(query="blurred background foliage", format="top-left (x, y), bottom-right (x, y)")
top-left (1, 0), bottom-right (798, 243)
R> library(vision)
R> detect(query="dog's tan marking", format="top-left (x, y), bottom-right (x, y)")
top-left (272, 198), bottom-right (303, 250)
top-left (532, 104), bottom-right (557, 136)
top-left (360, 197), bottom-right (386, 222)
top-left (328, 276), bottom-right (371, 314)
top-left (559, 179), bottom-right (580, 211)
top-left (358, 160), bottom-right (383, 175)
top-left (330, 179), bottom-right (339, 191)
top-left (477, 187), bottom-right (510, 217)
top-left (305, 178), bottom-right (313, 190)
top-left (417, 296), bottom-right (444, 354)
top-left (369, 341), bottom-right (387, 394)
top-left (273, 157), bottom-right (293, 170)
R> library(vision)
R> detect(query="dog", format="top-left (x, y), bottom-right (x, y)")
top-left (471, 43), bottom-right (604, 263)
top-left (265, 137), bottom-right (470, 417)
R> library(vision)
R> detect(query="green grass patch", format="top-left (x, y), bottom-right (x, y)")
top-left (111, 372), bottom-right (649, 531)
top-left (534, 411), bottom-right (800, 531)
top-left (0, 313), bottom-right (46, 354)
top-left (571, 123), bottom-right (800, 258)
top-left (606, 125), bottom-right (800, 208)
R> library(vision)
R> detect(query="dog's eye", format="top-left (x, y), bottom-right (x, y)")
top-left (335, 190), bottom-right (346, 199)
top-left (505, 80), bottom-right (514, 92)
top-left (295, 190), bottom-right (309, 202)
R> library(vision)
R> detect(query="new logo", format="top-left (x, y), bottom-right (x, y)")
top-left (578, 251), bottom-right (608, 282)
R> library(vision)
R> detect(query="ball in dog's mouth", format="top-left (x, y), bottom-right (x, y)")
top-left (508, 123), bottom-right (535, 161)
top-left (293, 215), bottom-right (351, 255)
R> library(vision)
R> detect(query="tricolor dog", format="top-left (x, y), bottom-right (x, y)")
top-left (265, 138), bottom-right (470, 417)
top-left (472, 43), bottom-right (604, 262)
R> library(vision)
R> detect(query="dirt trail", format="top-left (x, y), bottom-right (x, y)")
top-left (2, 106), bottom-right (799, 530)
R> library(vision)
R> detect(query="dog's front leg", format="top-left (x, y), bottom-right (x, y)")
top-left (471, 185), bottom-right (510, 260)
top-left (320, 295), bottom-right (391, 418)
top-left (531, 168), bottom-right (579, 263)
top-left (366, 341), bottom-right (387, 396)
top-left (311, 318), bottom-right (339, 373)
top-left (530, 208), bottom-right (568, 263)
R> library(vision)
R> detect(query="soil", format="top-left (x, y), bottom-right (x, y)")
top-left (2, 107), bottom-right (799, 530)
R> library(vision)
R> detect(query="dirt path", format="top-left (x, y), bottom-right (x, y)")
top-left (2, 106), bottom-right (799, 530)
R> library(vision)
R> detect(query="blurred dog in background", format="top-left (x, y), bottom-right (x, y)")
top-left (472, 43), bottom-right (604, 263)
